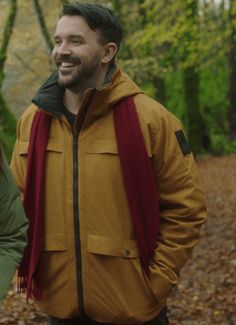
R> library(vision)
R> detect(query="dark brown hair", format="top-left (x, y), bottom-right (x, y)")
top-left (60, 2), bottom-right (123, 65)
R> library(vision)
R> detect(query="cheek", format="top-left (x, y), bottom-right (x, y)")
top-left (51, 48), bottom-right (57, 60)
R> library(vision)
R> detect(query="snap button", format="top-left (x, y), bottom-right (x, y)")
top-left (124, 249), bottom-right (130, 256)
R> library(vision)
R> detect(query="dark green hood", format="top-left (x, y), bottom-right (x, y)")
top-left (32, 72), bottom-right (64, 118)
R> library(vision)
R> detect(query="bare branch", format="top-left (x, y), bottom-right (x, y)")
top-left (33, 0), bottom-right (54, 52)
top-left (0, 0), bottom-right (17, 87)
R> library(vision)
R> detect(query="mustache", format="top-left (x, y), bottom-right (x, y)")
top-left (54, 55), bottom-right (81, 64)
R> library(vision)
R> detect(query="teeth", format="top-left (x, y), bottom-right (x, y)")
top-left (61, 62), bottom-right (76, 67)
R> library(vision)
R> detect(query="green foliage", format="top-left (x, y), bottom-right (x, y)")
top-left (0, 0), bottom-right (234, 155)
top-left (141, 82), bottom-right (156, 98)
top-left (0, 94), bottom-right (16, 161)
top-left (0, 0), bottom-right (18, 160)
top-left (165, 70), bottom-right (186, 122)
top-left (117, 0), bottom-right (233, 154)
top-left (210, 134), bottom-right (236, 156)
top-left (200, 57), bottom-right (230, 135)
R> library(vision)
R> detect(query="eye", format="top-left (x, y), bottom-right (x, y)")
top-left (54, 37), bottom-right (62, 46)
top-left (71, 37), bottom-right (85, 45)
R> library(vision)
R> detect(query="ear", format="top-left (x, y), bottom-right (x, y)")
top-left (101, 42), bottom-right (118, 64)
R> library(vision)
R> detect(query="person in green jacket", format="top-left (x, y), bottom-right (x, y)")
top-left (0, 146), bottom-right (28, 304)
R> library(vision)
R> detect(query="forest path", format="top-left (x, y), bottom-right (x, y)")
top-left (168, 155), bottom-right (236, 324)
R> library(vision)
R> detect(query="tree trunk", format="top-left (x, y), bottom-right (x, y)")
top-left (183, 0), bottom-right (210, 153)
top-left (0, 0), bottom-right (17, 88)
top-left (152, 76), bottom-right (167, 106)
top-left (138, 0), bottom-right (167, 105)
top-left (0, 0), bottom-right (18, 160)
top-left (228, 0), bottom-right (236, 138)
top-left (183, 67), bottom-right (210, 152)
top-left (112, 0), bottom-right (122, 14)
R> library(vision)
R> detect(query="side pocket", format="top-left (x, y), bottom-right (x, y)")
top-left (85, 234), bottom-right (158, 323)
top-left (87, 234), bottom-right (138, 258)
top-left (40, 233), bottom-right (69, 313)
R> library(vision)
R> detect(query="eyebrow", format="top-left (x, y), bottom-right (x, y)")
top-left (54, 33), bottom-right (85, 39)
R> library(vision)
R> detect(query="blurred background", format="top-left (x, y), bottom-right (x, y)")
top-left (0, 1), bottom-right (235, 324)
top-left (0, 0), bottom-right (236, 159)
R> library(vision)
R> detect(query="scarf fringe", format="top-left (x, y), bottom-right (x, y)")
top-left (17, 276), bottom-right (27, 294)
top-left (17, 275), bottom-right (42, 300)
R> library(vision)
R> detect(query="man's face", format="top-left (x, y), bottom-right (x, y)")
top-left (52, 15), bottom-right (106, 90)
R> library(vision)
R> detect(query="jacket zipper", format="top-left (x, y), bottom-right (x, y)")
top-left (73, 135), bottom-right (84, 314)
top-left (72, 89), bottom-right (96, 315)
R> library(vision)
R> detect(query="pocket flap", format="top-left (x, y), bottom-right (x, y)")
top-left (46, 139), bottom-right (63, 152)
top-left (18, 139), bottom-right (63, 155)
top-left (19, 141), bottom-right (29, 155)
top-left (85, 138), bottom-right (152, 157)
top-left (87, 234), bottom-right (138, 258)
top-left (43, 233), bottom-right (67, 251)
top-left (85, 140), bottom-right (118, 154)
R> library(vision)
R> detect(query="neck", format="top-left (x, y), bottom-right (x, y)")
top-left (63, 66), bottom-right (109, 115)
top-left (63, 89), bottom-right (83, 115)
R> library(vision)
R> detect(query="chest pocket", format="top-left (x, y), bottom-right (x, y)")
top-left (18, 139), bottom-right (63, 155)
top-left (84, 139), bottom-right (120, 187)
top-left (85, 139), bottom-right (118, 154)
top-left (84, 137), bottom-right (152, 184)
top-left (18, 138), bottom-right (64, 185)
top-left (18, 140), bottom-right (29, 156)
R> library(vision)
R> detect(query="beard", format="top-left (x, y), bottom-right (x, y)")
top-left (57, 54), bottom-right (102, 90)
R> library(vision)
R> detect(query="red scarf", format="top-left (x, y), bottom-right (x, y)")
top-left (18, 96), bottom-right (159, 299)
top-left (18, 111), bottom-right (51, 299)
top-left (114, 96), bottom-right (159, 275)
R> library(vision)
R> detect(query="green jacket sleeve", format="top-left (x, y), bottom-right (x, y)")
top-left (0, 156), bottom-right (28, 304)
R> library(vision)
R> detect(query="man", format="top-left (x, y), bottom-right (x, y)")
top-left (11, 3), bottom-right (207, 324)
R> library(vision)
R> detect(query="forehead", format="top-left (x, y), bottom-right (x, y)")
top-left (55, 15), bottom-right (98, 38)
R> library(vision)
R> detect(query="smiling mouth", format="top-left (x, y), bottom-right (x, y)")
top-left (59, 62), bottom-right (77, 68)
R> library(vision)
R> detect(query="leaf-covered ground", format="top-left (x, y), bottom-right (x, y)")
top-left (0, 155), bottom-right (236, 324)
top-left (168, 155), bottom-right (236, 325)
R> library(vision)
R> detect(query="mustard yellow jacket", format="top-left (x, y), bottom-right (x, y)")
top-left (11, 68), bottom-right (207, 324)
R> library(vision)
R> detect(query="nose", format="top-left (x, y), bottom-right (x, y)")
top-left (53, 41), bottom-right (71, 57)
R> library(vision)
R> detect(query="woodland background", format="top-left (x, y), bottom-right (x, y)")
top-left (0, 0), bottom-right (236, 158)
top-left (0, 0), bottom-right (236, 324)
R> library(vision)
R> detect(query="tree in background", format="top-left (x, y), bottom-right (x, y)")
top-left (126, 0), bottom-right (210, 153)
top-left (228, 0), bottom-right (236, 138)
top-left (138, 0), bottom-right (167, 105)
top-left (196, 0), bottom-right (236, 154)
top-left (33, 0), bottom-right (54, 52)
top-left (0, 0), bottom-right (235, 155)
top-left (0, 0), bottom-right (17, 160)
top-left (181, 0), bottom-right (210, 152)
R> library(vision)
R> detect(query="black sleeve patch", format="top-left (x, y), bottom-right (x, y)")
top-left (175, 130), bottom-right (191, 155)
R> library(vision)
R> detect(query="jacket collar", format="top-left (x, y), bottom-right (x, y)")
top-left (32, 65), bottom-right (143, 120)
top-left (32, 65), bottom-right (117, 118)
top-left (32, 72), bottom-right (64, 118)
